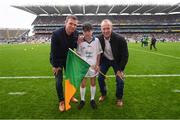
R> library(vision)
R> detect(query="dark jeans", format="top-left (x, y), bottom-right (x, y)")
top-left (55, 70), bottom-right (64, 102)
top-left (98, 56), bottom-right (124, 99)
top-left (150, 43), bottom-right (157, 50)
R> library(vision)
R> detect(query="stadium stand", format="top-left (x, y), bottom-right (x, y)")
top-left (0, 28), bottom-right (30, 43)
top-left (12, 4), bottom-right (180, 42)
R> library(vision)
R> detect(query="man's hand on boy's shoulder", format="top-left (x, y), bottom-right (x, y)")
top-left (77, 35), bottom-right (84, 44)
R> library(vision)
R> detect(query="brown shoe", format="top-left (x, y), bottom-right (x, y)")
top-left (116, 99), bottom-right (123, 107)
top-left (59, 101), bottom-right (65, 112)
top-left (99, 96), bottom-right (106, 102)
top-left (71, 97), bottom-right (78, 103)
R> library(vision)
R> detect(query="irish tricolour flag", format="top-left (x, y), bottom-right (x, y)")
top-left (65, 48), bottom-right (90, 111)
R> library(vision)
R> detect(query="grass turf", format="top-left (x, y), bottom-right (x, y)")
top-left (0, 42), bottom-right (180, 119)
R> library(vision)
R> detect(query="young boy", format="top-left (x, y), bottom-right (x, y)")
top-left (77, 22), bottom-right (103, 109)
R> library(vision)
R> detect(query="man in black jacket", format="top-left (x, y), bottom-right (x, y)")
top-left (50, 15), bottom-right (79, 112)
top-left (97, 19), bottom-right (129, 107)
top-left (150, 35), bottom-right (157, 50)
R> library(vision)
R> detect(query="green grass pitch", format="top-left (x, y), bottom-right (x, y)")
top-left (0, 42), bottom-right (180, 119)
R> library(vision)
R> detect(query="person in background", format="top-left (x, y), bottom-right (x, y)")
top-left (150, 35), bottom-right (157, 50)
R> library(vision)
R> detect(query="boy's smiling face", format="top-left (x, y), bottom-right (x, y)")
top-left (83, 30), bottom-right (93, 41)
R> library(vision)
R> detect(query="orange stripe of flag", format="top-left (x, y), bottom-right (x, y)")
top-left (65, 79), bottom-right (76, 111)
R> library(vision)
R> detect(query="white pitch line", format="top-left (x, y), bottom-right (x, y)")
top-left (125, 74), bottom-right (180, 77)
top-left (8, 92), bottom-right (26, 95)
top-left (0, 74), bottom-right (180, 79)
top-left (173, 90), bottom-right (180, 93)
top-left (129, 48), bottom-right (180, 60)
top-left (107, 74), bottom-right (180, 77)
top-left (0, 76), bottom-right (54, 79)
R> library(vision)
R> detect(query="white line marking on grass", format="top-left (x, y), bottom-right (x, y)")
top-left (125, 74), bottom-right (180, 77)
top-left (172, 90), bottom-right (180, 93)
top-left (129, 48), bottom-right (180, 60)
top-left (0, 76), bottom-right (54, 79)
top-left (8, 92), bottom-right (26, 95)
top-left (107, 74), bottom-right (180, 77)
top-left (0, 74), bottom-right (180, 79)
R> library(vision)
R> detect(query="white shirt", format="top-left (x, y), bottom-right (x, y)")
top-left (104, 37), bottom-right (114, 60)
top-left (77, 37), bottom-right (103, 77)
top-left (77, 37), bottom-right (103, 66)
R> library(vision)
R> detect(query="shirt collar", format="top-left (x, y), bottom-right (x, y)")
top-left (63, 27), bottom-right (73, 37)
top-left (104, 37), bottom-right (110, 41)
top-left (84, 36), bottom-right (95, 44)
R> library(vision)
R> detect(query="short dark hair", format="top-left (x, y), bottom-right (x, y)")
top-left (65, 15), bottom-right (78, 22)
top-left (82, 22), bottom-right (93, 32)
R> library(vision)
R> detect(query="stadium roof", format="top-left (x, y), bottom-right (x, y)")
top-left (12, 4), bottom-right (180, 16)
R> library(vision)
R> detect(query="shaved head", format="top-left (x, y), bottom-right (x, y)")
top-left (101, 19), bottom-right (113, 39)
top-left (101, 19), bottom-right (113, 28)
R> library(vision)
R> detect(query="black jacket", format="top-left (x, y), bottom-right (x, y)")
top-left (50, 27), bottom-right (79, 68)
top-left (97, 32), bottom-right (129, 71)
